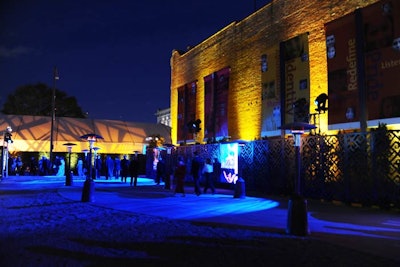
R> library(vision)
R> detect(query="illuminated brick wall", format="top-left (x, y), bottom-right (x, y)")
top-left (170, 0), bottom-right (379, 144)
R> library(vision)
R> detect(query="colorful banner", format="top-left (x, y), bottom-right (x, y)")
top-left (282, 33), bottom-right (310, 124)
top-left (326, 0), bottom-right (400, 125)
top-left (214, 68), bottom-right (230, 138)
top-left (177, 82), bottom-right (197, 142)
top-left (177, 85), bottom-right (186, 142)
top-left (261, 47), bottom-right (281, 135)
top-left (363, 0), bottom-right (400, 120)
top-left (325, 12), bottom-right (359, 125)
top-left (204, 67), bottom-right (230, 141)
top-left (204, 73), bottom-right (215, 141)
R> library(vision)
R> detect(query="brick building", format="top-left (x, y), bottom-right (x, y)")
top-left (170, 0), bottom-right (399, 144)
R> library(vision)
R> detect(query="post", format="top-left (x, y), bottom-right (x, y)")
top-left (50, 67), bottom-right (59, 166)
top-left (278, 122), bottom-right (316, 236)
top-left (80, 134), bottom-right (103, 202)
top-left (63, 143), bottom-right (76, 186)
top-left (2, 126), bottom-right (12, 178)
top-left (286, 131), bottom-right (309, 236)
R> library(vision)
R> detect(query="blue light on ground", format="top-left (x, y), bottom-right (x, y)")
top-left (2, 175), bottom-right (400, 243)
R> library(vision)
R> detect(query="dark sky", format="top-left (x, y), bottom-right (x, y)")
top-left (0, 0), bottom-right (271, 123)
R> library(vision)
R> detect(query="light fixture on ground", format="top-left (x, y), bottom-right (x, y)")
top-left (80, 133), bottom-right (103, 202)
top-left (63, 142), bottom-right (76, 186)
top-left (279, 122), bottom-right (316, 236)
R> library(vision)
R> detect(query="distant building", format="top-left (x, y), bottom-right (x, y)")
top-left (155, 108), bottom-right (171, 127)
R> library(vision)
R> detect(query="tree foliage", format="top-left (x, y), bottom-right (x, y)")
top-left (1, 83), bottom-right (86, 118)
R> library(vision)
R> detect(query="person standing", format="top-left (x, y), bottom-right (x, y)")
top-left (16, 156), bottom-right (23, 175)
top-left (213, 157), bottom-right (221, 185)
top-left (105, 155), bottom-right (114, 180)
top-left (202, 158), bottom-right (215, 194)
top-left (156, 157), bottom-right (166, 185)
top-left (77, 157), bottom-right (84, 177)
top-left (191, 151), bottom-right (202, 196)
top-left (121, 155), bottom-right (130, 183)
top-left (129, 154), bottom-right (139, 187)
top-left (95, 155), bottom-right (102, 178)
top-left (29, 156), bottom-right (38, 176)
top-left (114, 156), bottom-right (121, 181)
top-left (174, 157), bottom-right (186, 197)
top-left (56, 157), bottom-right (65, 177)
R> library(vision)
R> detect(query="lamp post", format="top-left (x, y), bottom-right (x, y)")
top-left (50, 67), bottom-right (59, 166)
top-left (63, 142), bottom-right (76, 186)
top-left (80, 133), bottom-right (103, 202)
top-left (279, 122), bottom-right (316, 236)
top-left (2, 126), bottom-right (12, 178)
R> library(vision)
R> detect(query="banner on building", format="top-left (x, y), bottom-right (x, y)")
top-left (177, 82), bottom-right (197, 143)
top-left (363, 0), bottom-right (400, 120)
top-left (325, 12), bottom-right (359, 125)
top-left (281, 33), bottom-right (310, 125)
top-left (326, 0), bottom-right (400, 127)
top-left (261, 47), bottom-right (281, 136)
top-left (204, 67), bottom-right (230, 141)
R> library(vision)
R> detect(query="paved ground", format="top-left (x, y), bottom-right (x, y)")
top-left (0, 175), bottom-right (399, 266)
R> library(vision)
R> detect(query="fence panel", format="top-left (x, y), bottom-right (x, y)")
top-left (169, 130), bottom-right (400, 208)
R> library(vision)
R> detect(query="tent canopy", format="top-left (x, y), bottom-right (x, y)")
top-left (0, 114), bottom-right (171, 154)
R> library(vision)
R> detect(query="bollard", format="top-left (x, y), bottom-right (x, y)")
top-left (286, 195), bottom-right (309, 236)
top-left (65, 170), bottom-right (74, 186)
top-left (81, 179), bottom-right (95, 202)
top-left (234, 177), bottom-right (246, 198)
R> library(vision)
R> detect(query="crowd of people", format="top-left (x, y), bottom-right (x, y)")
top-left (169, 152), bottom-right (221, 197)
top-left (75, 154), bottom-right (141, 186)
top-left (6, 152), bottom-right (224, 196)
top-left (7, 155), bottom-right (65, 176)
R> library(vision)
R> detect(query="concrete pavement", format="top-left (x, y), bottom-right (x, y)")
top-left (1, 175), bottom-right (399, 263)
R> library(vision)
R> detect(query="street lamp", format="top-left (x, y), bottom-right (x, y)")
top-left (279, 122), bottom-right (316, 236)
top-left (80, 133), bottom-right (103, 202)
top-left (50, 67), bottom-right (59, 166)
top-left (63, 142), bottom-right (76, 186)
top-left (2, 126), bottom-right (13, 178)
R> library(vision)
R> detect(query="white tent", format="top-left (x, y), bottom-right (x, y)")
top-left (0, 114), bottom-right (171, 154)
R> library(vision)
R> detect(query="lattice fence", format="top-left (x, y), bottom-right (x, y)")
top-left (157, 130), bottom-right (400, 209)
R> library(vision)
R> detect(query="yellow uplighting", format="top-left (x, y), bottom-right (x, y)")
top-left (170, 0), bottom-right (381, 144)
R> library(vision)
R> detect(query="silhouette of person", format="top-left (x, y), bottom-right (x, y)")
top-left (77, 158), bottom-right (84, 177)
top-left (105, 155), bottom-right (114, 180)
top-left (156, 157), bottom-right (166, 185)
top-left (213, 158), bottom-right (221, 184)
top-left (174, 157), bottom-right (186, 197)
top-left (121, 155), bottom-right (130, 183)
top-left (114, 156), bottom-right (121, 181)
top-left (129, 155), bottom-right (140, 187)
top-left (202, 158), bottom-right (215, 194)
top-left (95, 155), bottom-right (102, 178)
top-left (191, 151), bottom-right (202, 196)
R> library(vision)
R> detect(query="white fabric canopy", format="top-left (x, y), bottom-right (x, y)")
top-left (0, 114), bottom-right (171, 154)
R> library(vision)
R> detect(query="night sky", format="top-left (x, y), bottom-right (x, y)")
top-left (0, 0), bottom-right (271, 123)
